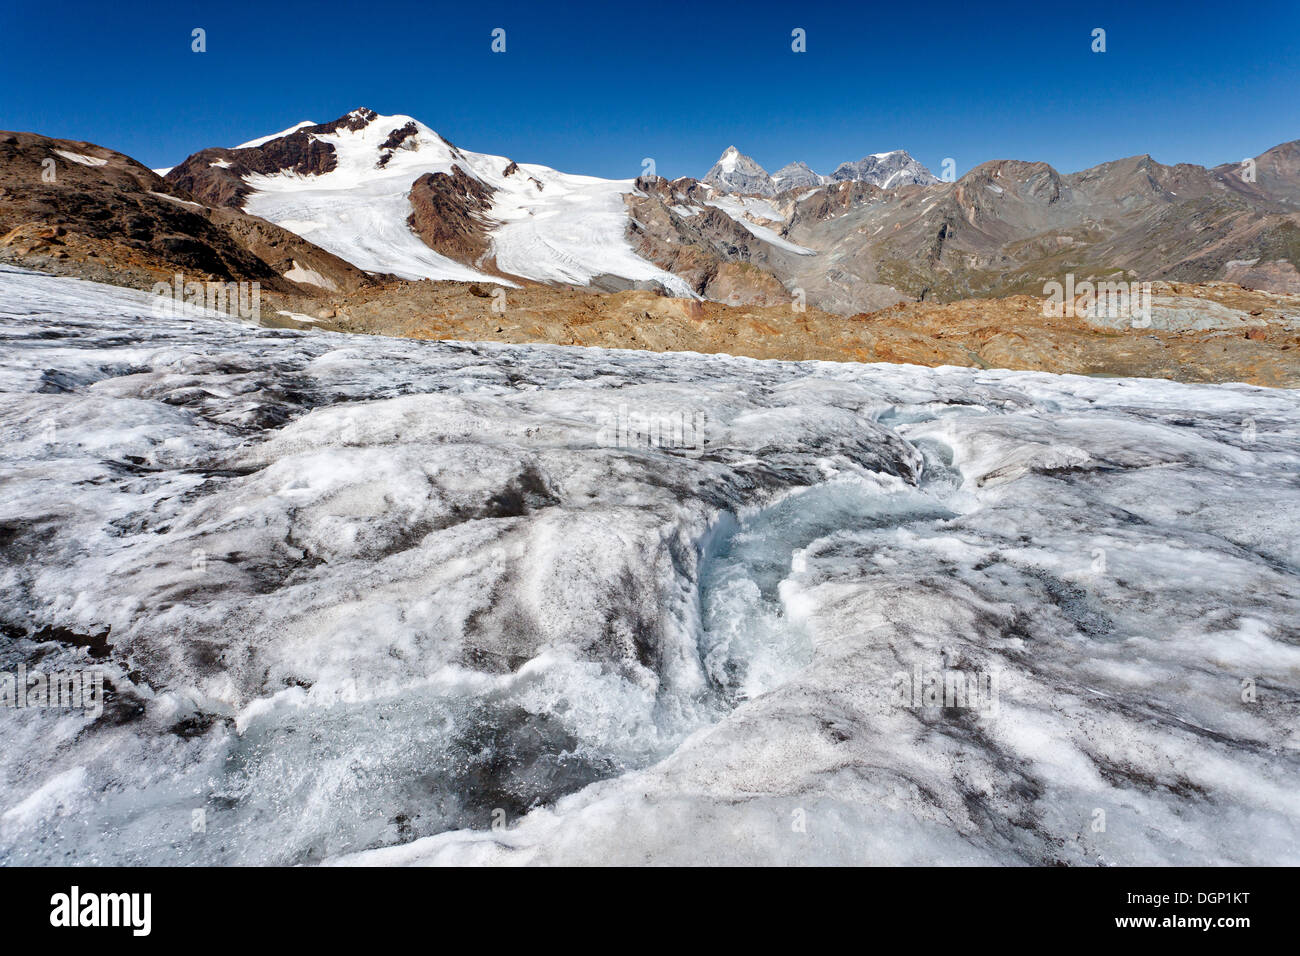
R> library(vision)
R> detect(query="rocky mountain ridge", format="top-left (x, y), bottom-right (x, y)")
top-left (4, 110), bottom-right (1299, 319)
top-left (703, 146), bottom-right (940, 196)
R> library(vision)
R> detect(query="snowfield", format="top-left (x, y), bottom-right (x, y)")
top-left (1, 266), bottom-right (1298, 866)
top-left (704, 196), bottom-right (816, 256)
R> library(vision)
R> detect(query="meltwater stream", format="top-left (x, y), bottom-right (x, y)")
top-left (696, 476), bottom-right (957, 705)
top-left (0, 267), bottom-right (1007, 865)
top-left (3, 473), bottom-right (955, 866)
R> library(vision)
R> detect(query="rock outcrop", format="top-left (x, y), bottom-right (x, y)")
top-left (0, 129), bottom-right (379, 295)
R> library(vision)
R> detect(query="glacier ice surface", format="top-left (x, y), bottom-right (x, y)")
top-left (0, 265), bottom-right (1297, 865)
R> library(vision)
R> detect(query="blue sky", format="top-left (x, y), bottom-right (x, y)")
top-left (2, 0), bottom-right (1297, 180)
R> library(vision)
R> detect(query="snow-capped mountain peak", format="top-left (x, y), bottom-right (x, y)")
top-left (771, 161), bottom-right (826, 191)
top-left (829, 150), bottom-right (939, 188)
top-left (703, 146), bottom-right (776, 196)
top-left (168, 109), bottom-right (694, 295)
top-left (235, 120), bottom-right (318, 150)
top-left (704, 147), bottom-right (937, 196)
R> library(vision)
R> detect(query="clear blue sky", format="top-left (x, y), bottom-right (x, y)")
top-left (2, 0), bottom-right (1297, 180)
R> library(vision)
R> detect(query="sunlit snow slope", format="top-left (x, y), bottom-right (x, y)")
top-left (1, 266), bottom-right (1298, 866)
top-left (240, 111), bottom-right (693, 293)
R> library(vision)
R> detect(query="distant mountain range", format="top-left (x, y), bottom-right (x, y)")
top-left (707, 147), bottom-right (940, 195)
top-left (2, 107), bottom-right (1298, 315)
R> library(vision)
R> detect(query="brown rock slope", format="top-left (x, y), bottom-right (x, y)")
top-left (0, 129), bottom-right (378, 298)
top-left (776, 148), bottom-right (1300, 306)
top-left (407, 167), bottom-right (498, 268)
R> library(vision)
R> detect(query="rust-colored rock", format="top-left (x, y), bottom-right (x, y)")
top-left (406, 166), bottom-right (497, 265)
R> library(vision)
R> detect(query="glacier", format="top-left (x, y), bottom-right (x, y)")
top-left (0, 265), bottom-right (1298, 865)
top-left (240, 111), bottom-right (696, 294)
